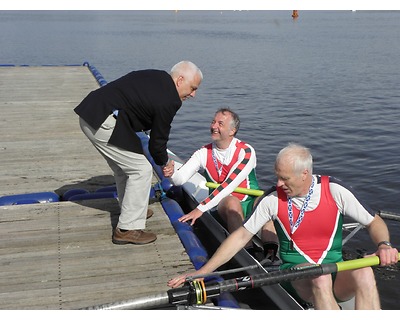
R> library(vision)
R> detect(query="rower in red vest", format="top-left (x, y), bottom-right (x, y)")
top-left (164, 107), bottom-right (278, 260)
top-left (168, 143), bottom-right (399, 310)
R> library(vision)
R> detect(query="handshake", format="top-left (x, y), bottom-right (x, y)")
top-left (162, 160), bottom-right (175, 177)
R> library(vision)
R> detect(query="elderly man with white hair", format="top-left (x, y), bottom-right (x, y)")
top-left (75, 61), bottom-right (203, 245)
top-left (168, 143), bottom-right (398, 310)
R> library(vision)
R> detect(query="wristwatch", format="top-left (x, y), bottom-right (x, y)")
top-left (377, 241), bottom-right (392, 248)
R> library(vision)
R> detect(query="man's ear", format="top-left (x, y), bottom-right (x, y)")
top-left (302, 169), bottom-right (309, 181)
top-left (176, 75), bottom-right (184, 87)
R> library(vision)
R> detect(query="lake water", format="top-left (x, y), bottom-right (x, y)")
top-left (0, 10), bottom-right (399, 309)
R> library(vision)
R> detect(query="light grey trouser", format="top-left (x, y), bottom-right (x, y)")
top-left (79, 115), bottom-right (152, 230)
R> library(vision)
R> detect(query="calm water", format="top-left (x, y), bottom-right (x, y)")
top-left (1, 10), bottom-right (399, 309)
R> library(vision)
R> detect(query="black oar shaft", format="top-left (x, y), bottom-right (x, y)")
top-left (213, 264), bottom-right (337, 296)
top-left (80, 263), bottom-right (347, 309)
top-left (83, 264), bottom-right (340, 308)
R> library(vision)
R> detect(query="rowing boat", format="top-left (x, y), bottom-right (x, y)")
top-left (137, 131), bottom-right (306, 310)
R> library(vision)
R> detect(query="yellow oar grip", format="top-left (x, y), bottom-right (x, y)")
top-left (205, 182), bottom-right (264, 197)
top-left (336, 253), bottom-right (400, 272)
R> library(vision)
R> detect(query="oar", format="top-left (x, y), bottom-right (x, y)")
top-left (205, 182), bottom-right (264, 197)
top-left (378, 211), bottom-right (400, 222)
top-left (82, 253), bottom-right (399, 310)
top-left (206, 182), bottom-right (400, 222)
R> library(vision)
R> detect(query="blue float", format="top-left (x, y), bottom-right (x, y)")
top-left (95, 185), bottom-right (117, 193)
top-left (0, 192), bottom-right (60, 206)
top-left (68, 191), bottom-right (118, 201)
top-left (61, 188), bottom-right (89, 201)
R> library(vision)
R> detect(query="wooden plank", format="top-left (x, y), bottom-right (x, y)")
top-left (0, 66), bottom-right (115, 195)
top-left (0, 192), bottom-right (193, 310)
top-left (0, 66), bottom-right (194, 310)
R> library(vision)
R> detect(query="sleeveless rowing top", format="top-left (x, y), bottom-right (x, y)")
top-left (275, 176), bottom-right (343, 266)
top-left (202, 141), bottom-right (258, 202)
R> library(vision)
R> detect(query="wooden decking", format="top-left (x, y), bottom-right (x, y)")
top-left (0, 65), bottom-right (193, 309)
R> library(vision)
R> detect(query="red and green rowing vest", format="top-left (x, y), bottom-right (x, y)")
top-left (275, 176), bottom-right (343, 267)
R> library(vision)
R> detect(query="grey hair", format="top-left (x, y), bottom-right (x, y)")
top-left (276, 143), bottom-right (313, 176)
top-left (216, 107), bottom-right (240, 136)
top-left (170, 61), bottom-right (203, 81)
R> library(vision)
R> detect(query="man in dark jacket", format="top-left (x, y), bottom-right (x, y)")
top-left (75, 61), bottom-right (203, 245)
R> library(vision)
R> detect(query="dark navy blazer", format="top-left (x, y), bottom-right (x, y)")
top-left (74, 69), bottom-right (181, 166)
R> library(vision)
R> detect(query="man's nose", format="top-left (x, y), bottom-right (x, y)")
top-left (276, 179), bottom-right (284, 187)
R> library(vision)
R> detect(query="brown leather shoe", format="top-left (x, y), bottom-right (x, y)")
top-left (112, 228), bottom-right (157, 245)
top-left (146, 209), bottom-right (154, 219)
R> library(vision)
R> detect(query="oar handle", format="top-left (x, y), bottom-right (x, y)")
top-left (205, 182), bottom-right (264, 197)
top-left (336, 253), bottom-right (400, 272)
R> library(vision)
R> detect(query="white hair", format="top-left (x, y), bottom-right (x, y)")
top-left (276, 143), bottom-right (313, 176)
top-left (170, 61), bottom-right (203, 80)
